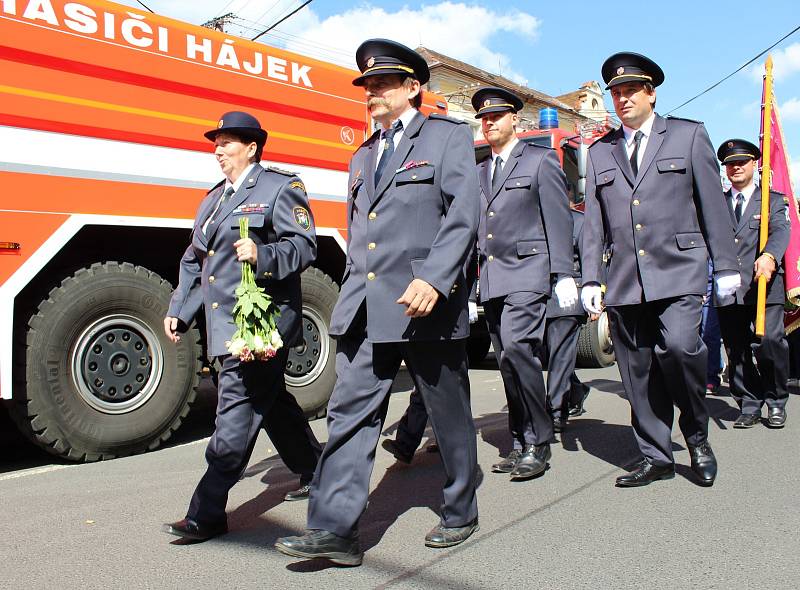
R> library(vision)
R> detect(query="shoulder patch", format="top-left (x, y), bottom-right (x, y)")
top-left (267, 166), bottom-right (296, 176)
top-left (428, 113), bottom-right (465, 124)
top-left (293, 206), bottom-right (311, 231)
top-left (289, 180), bottom-right (306, 194)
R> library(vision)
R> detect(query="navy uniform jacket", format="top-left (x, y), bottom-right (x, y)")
top-left (547, 209), bottom-right (585, 318)
top-left (330, 111), bottom-right (480, 342)
top-left (168, 164), bottom-right (317, 356)
top-left (581, 115), bottom-right (738, 306)
top-left (476, 141), bottom-right (574, 302)
top-left (714, 188), bottom-right (790, 306)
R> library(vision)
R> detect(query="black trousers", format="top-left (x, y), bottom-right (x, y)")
top-left (393, 388), bottom-right (430, 457)
top-left (307, 330), bottom-right (478, 537)
top-left (484, 292), bottom-right (553, 449)
top-left (718, 303), bottom-right (789, 414)
top-left (187, 350), bottom-right (322, 525)
top-left (545, 315), bottom-right (582, 418)
top-left (607, 295), bottom-right (708, 467)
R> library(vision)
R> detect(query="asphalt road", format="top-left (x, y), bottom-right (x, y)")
top-left (2, 360), bottom-right (798, 589)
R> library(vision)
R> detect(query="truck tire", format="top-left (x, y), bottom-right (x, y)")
top-left (11, 262), bottom-right (203, 461)
top-left (576, 311), bottom-right (615, 368)
top-left (285, 267), bottom-right (339, 419)
top-left (466, 335), bottom-right (491, 367)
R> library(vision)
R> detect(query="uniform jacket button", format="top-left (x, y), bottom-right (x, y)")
top-left (489, 211), bottom-right (495, 217)
top-left (208, 249), bottom-right (215, 256)
top-left (487, 233), bottom-right (493, 239)
top-left (488, 255), bottom-right (494, 261)
top-left (212, 302), bottom-right (219, 309)
top-left (638, 249), bottom-right (645, 256)
top-left (208, 275), bottom-right (215, 282)
top-left (368, 242), bottom-right (376, 250)
top-left (632, 199), bottom-right (640, 206)
top-left (368, 212), bottom-right (377, 220)
top-left (367, 272), bottom-right (376, 280)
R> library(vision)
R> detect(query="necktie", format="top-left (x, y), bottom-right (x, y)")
top-left (629, 130), bottom-right (644, 177)
top-left (374, 120), bottom-right (403, 186)
top-left (734, 193), bottom-right (744, 223)
top-left (491, 156), bottom-right (504, 191)
top-left (204, 186), bottom-right (234, 234)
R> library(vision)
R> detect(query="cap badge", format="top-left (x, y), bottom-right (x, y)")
top-left (367, 57), bottom-right (375, 68)
top-left (217, 119), bottom-right (224, 128)
top-left (728, 141), bottom-right (734, 148)
top-left (484, 99), bottom-right (492, 107)
top-left (617, 67), bottom-right (625, 75)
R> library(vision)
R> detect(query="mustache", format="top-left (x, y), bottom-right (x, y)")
top-left (367, 98), bottom-right (390, 108)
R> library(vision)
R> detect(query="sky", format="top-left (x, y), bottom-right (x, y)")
top-left (119, 0), bottom-right (800, 187)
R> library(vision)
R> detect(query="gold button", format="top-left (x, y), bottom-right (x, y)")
top-left (367, 272), bottom-right (375, 280)
top-left (487, 233), bottom-right (493, 239)
top-left (208, 275), bottom-right (215, 282)
top-left (225, 340), bottom-right (231, 348)
top-left (635, 224), bottom-right (642, 231)
top-left (516, 182), bottom-right (521, 186)
top-left (638, 249), bottom-right (645, 256)
top-left (690, 241), bottom-right (695, 245)
top-left (532, 248), bottom-right (537, 252)
top-left (412, 174), bottom-right (417, 180)
top-left (212, 302), bottom-right (219, 309)
top-left (488, 255), bottom-right (494, 261)
top-left (670, 164), bottom-right (675, 169)
top-left (368, 242), bottom-right (376, 250)
top-left (735, 238), bottom-right (739, 243)
top-left (264, 271), bottom-right (272, 277)
top-left (368, 212), bottom-right (377, 220)
top-left (632, 199), bottom-right (640, 206)
top-left (208, 249), bottom-right (215, 256)
top-left (489, 211), bottom-right (495, 217)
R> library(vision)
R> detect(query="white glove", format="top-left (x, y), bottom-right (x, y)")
top-left (554, 276), bottom-right (579, 308)
top-left (468, 301), bottom-right (478, 324)
top-left (715, 271), bottom-right (741, 299)
top-left (581, 282), bottom-right (603, 315)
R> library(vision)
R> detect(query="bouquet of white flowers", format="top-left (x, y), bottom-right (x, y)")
top-left (227, 217), bottom-right (283, 362)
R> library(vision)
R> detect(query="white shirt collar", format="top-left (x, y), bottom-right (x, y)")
top-left (383, 108), bottom-right (418, 137)
top-left (225, 162), bottom-right (257, 193)
top-left (492, 137), bottom-right (519, 165)
top-left (622, 112), bottom-right (656, 146)
top-left (731, 182), bottom-right (756, 201)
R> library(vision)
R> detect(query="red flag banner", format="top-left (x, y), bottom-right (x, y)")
top-left (759, 75), bottom-right (800, 331)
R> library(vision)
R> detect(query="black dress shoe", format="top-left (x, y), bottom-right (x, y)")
top-left (162, 518), bottom-right (227, 541)
top-left (688, 442), bottom-right (717, 487)
top-left (510, 444), bottom-right (551, 480)
top-left (381, 438), bottom-right (414, 464)
top-left (734, 413), bottom-right (761, 429)
top-left (284, 484), bottom-right (311, 501)
top-left (275, 529), bottom-right (363, 566)
top-left (615, 459), bottom-right (674, 487)
top-left (424, 518), bottom-right (479, 548)
top-left (491, 449), bottom-right (521, 473)
top-left (767, 406), bottom-right (787, 428)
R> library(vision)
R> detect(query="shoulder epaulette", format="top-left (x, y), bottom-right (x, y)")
top-left (428, 113), bottom-right (466, 124)
top-left (666, 115), bottom-right (702, 124)
top-left (266, 165), bottom-right (297, 176)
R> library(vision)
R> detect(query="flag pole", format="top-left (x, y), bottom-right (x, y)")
top-left (756, 55), bottom-right (774, 337)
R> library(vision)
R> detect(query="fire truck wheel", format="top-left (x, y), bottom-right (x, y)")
top-left (12, 262), bottom-right (202, 461)
top-left (576, 311), bottom-right (615, 368)
top-left (285, 267), bottom-right (339, 419)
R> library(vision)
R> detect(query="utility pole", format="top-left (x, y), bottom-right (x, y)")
top-left (202, 12), bottom-right (235, 32)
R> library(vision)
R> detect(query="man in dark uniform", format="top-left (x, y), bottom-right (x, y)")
top-left (545, 205), bottom-right (587, 431)
top-left (275, 40), bottom-right (480, 566)
top-left (581, 53), bottom-right (740, 487)
top-left (715, 139), bottom-right (790, 428)
top-left (472, 87), bottom-right (576, 480)
top-left (162, 111), bottom-right (322, 541)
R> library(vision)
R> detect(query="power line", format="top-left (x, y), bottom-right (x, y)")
top-left (666, 24), bottom-right (800, 115)
top-left (135, 0), bottom-right (154, 12)
top-left (252, 0), bottom-right (314, 42)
